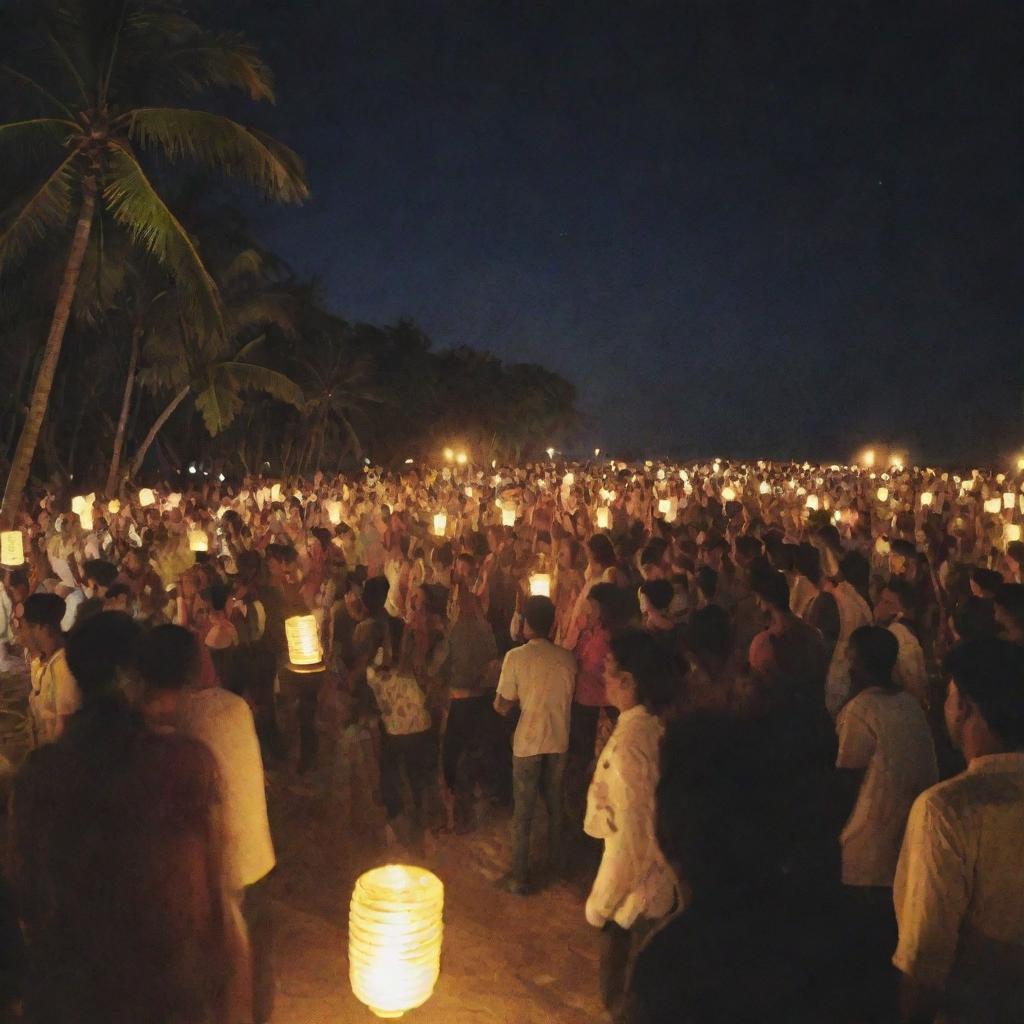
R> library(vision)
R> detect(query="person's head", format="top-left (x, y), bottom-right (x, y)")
top-left (695, 565), bottom-right (718, 606)
top-left (586, 581), bottom-right (626, 632)
top-left (82, 559), bottom-right (118, 599)
top-left (523, 595), bottom-right (556, 640)
top-left (266, 543), bottom-right (297, 579)
top-left (733, 535), bottom-right (763, 569)
top-left (20, 592), bottom-right (66, 654)
top-left (889, 538), bottom-right (917, 578)
top-left (587, 533), bottom-right (616, 571)
top-left (950, 595), bottom-right (997, 644)
top-left (686, 604), bottom-right (733, 668)
top-left (792, 543), bottom-right (823, 587)
top-left (605, 628), bottom-right (678, 715)
top-left (639, 544), bottom-right (666, 581)
top-left (639, 578), bottom-right (674, 619)
top-left (943, 638), bottom-right (1024, 755)
top-left (993, 583), bottom-right (1024, 644)
top-left (1006, 540), bottom-right (1024, 579)
top-left (557, 538), bottom-right (581, 571)
top-left (138, 624), bottom-right (201, 722)
top-left (874, 577), bottom-right (915, 626)
top-left (848, 625), bottom-right (900, 696)
top-left (65, 611), bottom-right (142, 704)
top-left (970, 567), bottom-right (1003, 600)
top-left (453, 552), bottom-right (476, 583)
top-left (362, 575), bottom-right (390, 616)
top-left (104, 582), bottom-right (131, 612)
top-left (751, 567), bottom-right (790, 616)
top-left (205, 582), bottom-right (231, 615)
top-left (123, 548), bottom-right (146, 576)
top-left (5, 568), bottom-right (30, 605)
top-left (839, 550), bottom-right (870, 596)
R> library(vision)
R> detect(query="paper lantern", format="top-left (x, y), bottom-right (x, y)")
top-left (501, 507), bottom-right (516, 528)
top-left (721, 486), bottom-right (737, 503)
top-left (464, 486), bottom-right (473, 498)
top-left (529, 573), bottom-right (551, 597)
top-left (166, 492), bottom-right (182, 509)
top-left (805, 495), bottom-right (819, 511)
top-left (1004, 492), bottom-right (1015, 510)
top-left (657, 468), bottom-right (666, 481)
top-left (920, 492), bottom-right (933, 507)
top-left (138, 488), bottom-right (156, 508)
top-left (562, 472), bottom-right (575, 487)
top-left (326, 500), bottom-right (343, 526)
top-left (432, 512), bottom-right (447, 537)
top-left (270, 483), bottom-right (283, 503)
top-left (876, 487), bottom-right (889, 503)
top-left (984, 498), bottom-right (1002, 515)
top-left (596, 507), bottom-right (611, 530)
top-left (79, 505), bottom-right (94, 531)
top-left (658, 498), bottom-right (671, 516)
top-left (1, 531), bottom-right (24, 567)
top-left (349, 864), bottom-right (444, 1019)
top-left (71, 494), bottom-right (88, 515)
top-left (1005, 524), bottom-right (1022, 544)
top-left (107, 499), bottom-right (121, 514)
top-left (455, 452), bottom-right (467, 465)
top-left (285, 614), bottom-right (323, 669)
top-left (759, 481), bottom-right (771, 495)
top-left (188, 530), bottom-right (208, 553)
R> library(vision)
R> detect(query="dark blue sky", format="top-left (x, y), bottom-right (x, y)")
top-left (204, 0), bottom-right (1023, 464)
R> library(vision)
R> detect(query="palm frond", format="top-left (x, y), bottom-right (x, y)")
top-left (194, 374), bottom-right (243, 435)
top-left (220, 360), bottom-right (304, 409)
top-left (126, 107), bottom-right (308, 203)
top-left (149, 36), bottom-right (276, 103)
top-left (103, 143), bottom-right (223, 339)
top-left (220, 247), bottom-right (263, 286)
top-left (0, 64), bottom-right (77, 120)
top-left (225, 290), bottom-right (298, 339)
top-left (0, 147), bottom-right (82, 273)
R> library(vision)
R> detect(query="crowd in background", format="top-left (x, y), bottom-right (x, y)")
top-left (0, 453), bottom-right (1022, 1023)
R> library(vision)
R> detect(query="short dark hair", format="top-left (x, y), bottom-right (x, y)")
top-left (640, 579), bottom-right (674, 612)
top-left (138, 624), bottom-right (200, 693)
top-left (1007, 541), bottom-right (1024, 565)
top-left (266, 543), bottom-right (297, 565)
top-left (609, 627), bottom-right (677, 713)
top-left (890, 538), bottom-right (917, 561)
top-left (65, 611), bottom-right (142, 701)
top-left (23, 592), bottom-right (66, 630)
top-left (83, 559), bottom-right (118, 590)
top-left (952, 596), bottom-right (997, 642)
top-left (883, 577), bottom-right (916, 613)
top-left (849, 625), bottom-right (899, 690)
top-left (524, 595), bottom-right (556, 637)
top-left (105, 583), bottom-right (131, 602)
top-left (752, 568), bottom-right (790, 613)
top-left (734, 535), bottom-right (763, 562)
top-left (793, 543), bottom-right (822, 585)
top-left (695, 566), bottom-right (717, 601)
top-left (687, 605), bottom-right (733, 663)
top-left (589, 581), bottom-right (628, 630)
top-left (971, 567), bottom-right (1003, 598)
top-left (994, 583), bottom-right (1024, 633)
top-left (362, 575), bottom-right (391, 615)
top-left (587, 534), bottom-right (616, 569)
top-left (205, 583), bottom-right (230, 612)
top-left (944, 638), bottom-right (1024, 747)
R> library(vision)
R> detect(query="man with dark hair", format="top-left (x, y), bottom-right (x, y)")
top-left (893, 638), bottom-right (1024, 1023)
top-left (494, 595), bottom-right (576, 894)
top-left (76, 559), bottom-right (119, 625)
top-left (993, 582), bottom-right (1024, 645)
top-left (20, 593), bottom-right (79, 746)
top-left (970, 567), bottom-right (1004, 601)
top-left (1005, 540), bottom-right (1024, 584)
top-left (139, 624), bottom-right (276, 1024)
top-left (875, 578), bottom-right (929, 704)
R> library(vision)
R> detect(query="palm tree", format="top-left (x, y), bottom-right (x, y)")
top-left (0, 0), bottom-right (308, 521)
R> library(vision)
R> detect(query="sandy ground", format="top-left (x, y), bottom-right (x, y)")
top-left (265, 761), bottom-right (605, 1024)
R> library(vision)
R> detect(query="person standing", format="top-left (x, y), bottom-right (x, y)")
top-left (893, 638), bottom-right (1024, 1023)
top-left (584, 629), bottom-right (678, 1019)
top-left (875, 579), bottom-right (930, 705)
top-left (494, 595), bottom-right (576, 894)
top-left (20, 593), bottom-right (80, 746)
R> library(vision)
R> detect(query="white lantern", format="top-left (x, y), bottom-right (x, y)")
top-left (529, 573), bottom-right (551, 597)
top-left (876, 487), bottom-right (889, 503)
top-left (285, 614), bottom-right (323, 669)
top-left (432, 512), bottom-right (447, 537)
top-left (920, 492), bottom-right (933, 508)
top-left (107, 499), bottom-right (121, 515)
top-left (1004, 492), bottom-right (1015, 510)
top-left (188, 530), bottom-right (208, 553)
top-left (759, 481), bottom-right (771, 496)
top-left (71, 494), bottom-right (88, 516)
top-left (138, 488), bottom-right (156, 508)
top-left (1, 531), bottom-right (24, 567)
top-left (657, 468), bottom-right (666, 481)
top-left (721, 486), bottom-right (737, 503)
top-left (562, 472), bottom-right (575, 487)
top-left (79, 504), bottom-right (94, 531)
top-left (326, 500), bottom-right (343, 526)
top-left (501, 507), bottom-right (516, 528)
top-left (984, 498), bottom-right (1002, 515)
top-left (805, 495), bottom-right (819, 511)
top-left (658, 498), bottom-right (671, 516)
top-left (166, 492), bottom-right (182, 509)
top-left (270, 483), bottom-right (283, 503)
top-left (596, 507), bottom-right (611, 530)
top-left (1005, 524), bottom-right (1022, 544)
top-left (464, 486), bottom-right (473, 498)
top-left (349, 864), bottom-right (444, 1019)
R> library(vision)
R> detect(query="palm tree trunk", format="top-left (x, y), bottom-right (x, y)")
top-left (105, 322), bottom-right (141, 495)
top-left (129, 384), bottom-right (190, 479)
top-left (1, 176), bottom-right (97, 525)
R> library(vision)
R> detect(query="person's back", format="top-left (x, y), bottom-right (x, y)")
top-left (502, 634), bottom-right (576, 757)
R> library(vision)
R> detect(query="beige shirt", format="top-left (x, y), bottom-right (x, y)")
top-left (893, 753), bottom-right (1024, 1020)
top-left (836, 688), bottom-right (937, 886)
top-left (29, 648), bottom-right (81, 746)
top-left (888, 620), bottom-right (928, 704)
top-left (179, 688), bottom-right (276, 891)
top-left (584, 706), bottom-right (677, 928)
top-left (497, 638), bottom-right (576, 757)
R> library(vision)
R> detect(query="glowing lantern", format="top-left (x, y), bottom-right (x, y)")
top-left (1, 531), bottom-right (24, 567)
top-left (832, 510), bottom-right (842, 524)
top-left (984, 498), bottom-right (1002, 515)
top-left (596, 507), bottom-right (611, 530)
top-left (657, 468), bottom-right (666, 481)
top-left (1018, 457), bottom-right (1024, 472)
top-left (658, 498), bottom-right (671, 516)
top-left (432, 512), bottom-right (447, 537)
top-left (285, 614), bottom-right (323, 669)
top-left (1004, 492), bottom-right (1015, 510)
top-left (562, 472), bottom-right (575, 487)
top-left (759, 481), bottom-right (771, 496)
top-left (721, 486), bottom-right (737, 503)
top-left (166, 492), bottom-right (182, 509)
top-left (546, 447), bottom-right (555, 459)
top-left (455, 452), bottom-right (467, 466)
top-left (79, 504), bottom-right (94, 531)
top-left (805, 495), bottom-right (820, 511)
top-left (501, 507), bottom-right (516, 528)
top-left (679, 470), bottom-right (688, 482)
top-left (529, 573), bottom-right (551, 597)
top-left (326, 500), bottom-right (343, 526)
top-left (270, 483), bottom-right (283, 503)
top-left (138, 488), bottom-right (156, 508)
top-left (188, 530), bottom-right (208, 553)
top-left (71, 494), bottom-right (88, 516)
top-left (920, 492), bottom-right (933, 508)
top-left (443, 448), bottom-right (454, 462)
top-left (107, 499), bottom-right (121, 514)
top-left (875, 537), bottom-right (890, 556)
top-left (876, 487), bottom-right (889, 503)
top-left (594, 448), bottom-right (601, 457)
top-left (464, 486), bottom-right (473, 498)
top-left (861, 449), bottom-right (876, 468)
top-left (349, 864), bottom-right (444, 1019)
top-left (1005, 524), bottom-right (1022, 544)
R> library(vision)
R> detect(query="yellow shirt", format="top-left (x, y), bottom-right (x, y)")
top-left (29, 648), bottom-right (81, 746)
top-left (893, 753), bottom-right (1024, 1021)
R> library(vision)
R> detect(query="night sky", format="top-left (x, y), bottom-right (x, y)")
top-left (200, 1), bottom-right (1023, 465)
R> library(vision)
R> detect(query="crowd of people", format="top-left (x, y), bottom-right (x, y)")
top-left (0, 452), bottom-right (1022, 1023)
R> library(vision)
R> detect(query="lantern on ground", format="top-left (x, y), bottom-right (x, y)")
top-left (529, 573), bottom-right (551, 597)
top-left (596, 507), bottom-right (611, 530)
top-left (285, 614), bottom-right (324, 670)
top-left (189, 530), bottom-right (208, 553)
top-left (138, 488), bottom-right (156, 508)
top-left (432, 512), bottom-right (447, 537)
top-left (1, 531), bottom-right (24, 567)
top-left (501, 506), bottom-right (516, 528)
top-left (349, 864), bottom-right (444, 1019)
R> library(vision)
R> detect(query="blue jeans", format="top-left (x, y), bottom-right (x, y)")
top-left (511, 751), bottom-right (568, 883)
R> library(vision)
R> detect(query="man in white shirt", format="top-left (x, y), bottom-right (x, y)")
top-left (494, 595), bottom-right (576, 894)
top-left (20, 593), bottom-right (81, 746)
top-left (893, 637), bottom-right (1024, 1024)
top-left (140, 625), bottom-right (277, 1024)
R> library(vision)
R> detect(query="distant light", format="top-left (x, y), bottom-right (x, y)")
top-left (364, 457), bottom-right (371, 465)
top-left (188, 464), bottom-right (197, 475)
top-left (218, 473), bottom-right (225, 482)
top-left (546, 447), bottom-right (555, 459)
top-left (594, 447), bottom-right (601, 457)
top-left (443, 447), bottom-right (454, 462)
top-left (455, 451), bottom-right (468, 465)
top-left (404, 458), bottom-right (414, 464)
top-left (861, 449), bottom-right (876, 468)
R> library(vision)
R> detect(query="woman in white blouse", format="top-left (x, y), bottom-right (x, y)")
top-left (584, 628), bottom-right (680, 1018)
